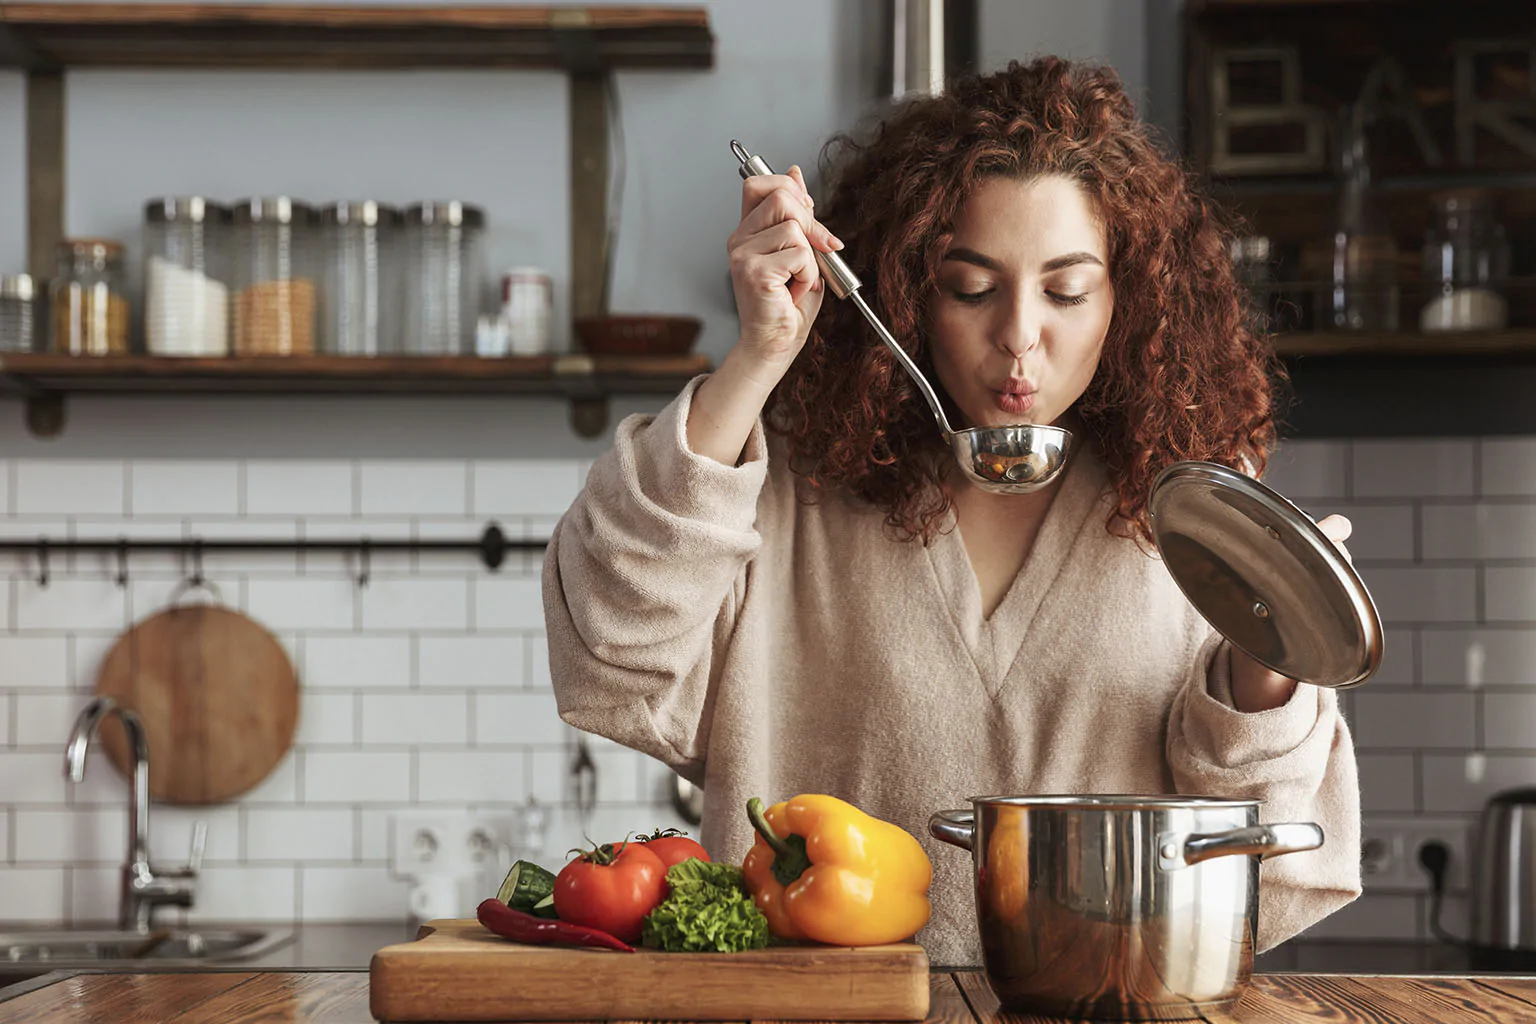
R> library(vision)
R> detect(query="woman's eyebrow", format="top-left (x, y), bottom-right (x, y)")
top-left (943, 247), bottom-right (1104, 272)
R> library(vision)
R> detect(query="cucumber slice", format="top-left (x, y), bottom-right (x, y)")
top-left (496, 860), bottom-right (557, 912)
top-left (531, 893), bottom-right (558, 919)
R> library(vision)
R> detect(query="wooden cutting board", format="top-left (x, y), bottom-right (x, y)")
top-left (95, 600), bottom-right (299, 804)
top-left (368, 919), bottom-right (931, 1022)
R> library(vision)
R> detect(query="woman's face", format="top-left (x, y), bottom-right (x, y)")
top-left (928, 174), bottom-right (1113, 431)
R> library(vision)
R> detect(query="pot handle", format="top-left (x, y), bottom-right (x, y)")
top-left (929, 810), bottom-right (974, 852)
top-left (1158, 822), bottom-right (1324, 871)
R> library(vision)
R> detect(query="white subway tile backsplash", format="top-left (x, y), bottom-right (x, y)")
top-left (303, 751), bottom-right (411, 803)
top-left (301, 865), bottom-right (407, 922)
top-left (528, 746), bottom-right (643, 805)
top-left (360, 462), bottom-right (469, 517)
top-left (1352, 692), bottom-right (1476, 750)
top-left (417, 751), bottom-right (526, 803)
top-left (15, 461), bottom-right (125, 516)
top-left (68, 866), bottom-right (119, 925)
top-left (153, 805), bottom-right (241, 864)
top-left (1298, 892), bottom-right (1419, 940)
top-left (1422, 629), bottom-right (1536, 687)
top-left (1353, 440), bottom-right (1475, 498)
top-left (0, 751), bottom-right (69, 804)
top-left (0, 866), bottom-right (65, 921)
top-left (472, 692), bottom-right (561, 746)
top-left (71, 633), bottom-right (120, 689)
top-left (247, 460), bottom-right (356, 516)
top-left (1422, 753), bottom-right (1536, 812)
top-left (1484, 694), bottom-right (1536, 750)
top-left (304, 635), bottom-right (411, 690)
top-left (473, 577), bottom-right (544, 631)
top-left (1483, 440), bottom-right (1536, 496)
top-left (14, 692), bottom-right (88, 748)
top-left (187, 866), bottom-right (297, 922)
top-left (1487, 569), bottom-right (1536, 623)
top-left (1262, 441), bottom-right (1347, 500)
top-left (473, 461), bottom-right (582, 517)
top-left (15, 808), bottom-right (123, 863)
top-left (248, 808), bottom-right (356, 861)
top-left (1423, 503), bottom-right (1536, 561)
top-left (247, 578), bottom-right (356, 632)
top-left (361, 694), bottom-right (468, 746)
top-left (529, 636), bottom-right (551, 689)
top-left (359, 578), bottom-right (469, 632)
top-left (241, 750), bottom-right (300, 804)
top-left (0, 637), bottom-right (69, 689)
top-left (131, 461), bottom-right (240, 516)
top-left (1312, 504), bottom-right (1414, 562)
top-left (419, 636), bottom-right (525, 689)
top-left (1356, 567), bottom-right (1477, 624)
top-left (126, 573), bottom-right (243, 624)
top-left (1371, 629), bottom-right (1415, 687)
top-left (14, 577), bottom-right (127, 632)
top-left (299, 692), bottom-right (356, 746)
top-left (0, 695), bottom-right (9, 745)
top-left (1356, 754), bottom-right (1417, 812)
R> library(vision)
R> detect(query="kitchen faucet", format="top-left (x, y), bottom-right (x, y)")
top-left (64, 696), bottom-right (206, 933)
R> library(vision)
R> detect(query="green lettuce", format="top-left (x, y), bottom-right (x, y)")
top-left (640, 858), bottom-right (770, 953)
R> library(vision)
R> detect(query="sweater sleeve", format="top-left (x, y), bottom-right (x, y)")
top-left (1165, 634), bottom-right (1363, 951)
top-left (542, 376), bottom-right (769, 783)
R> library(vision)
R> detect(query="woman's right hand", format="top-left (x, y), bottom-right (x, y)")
top-left (726, 164), bottom-right (844, 376)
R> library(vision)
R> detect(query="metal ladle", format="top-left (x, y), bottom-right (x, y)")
top-left (731, 140), bottom-right (1072, 494)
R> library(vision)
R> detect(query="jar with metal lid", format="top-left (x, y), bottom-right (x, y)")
top-left (231, 197), bottom-right (319, 356)
top-left (143, 196), bottom-right (232, 357)
top-left (402, 201), bottom-right (485, 355)
top-left (319, 201), bottom-right (401, 356)
top-left (52, 239), bottom-right (130, 356)
top-left (1420, 189), bottom-right (1511, 332)
top-left (0, 273), bottom-right (44, 352)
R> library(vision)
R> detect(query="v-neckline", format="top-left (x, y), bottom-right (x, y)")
top-left (924, 447), bottom-right (1104, 698)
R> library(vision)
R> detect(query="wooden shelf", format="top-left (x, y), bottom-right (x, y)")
top-left (0, 4), bottom-right (714, 71)
top-left (1274, 330), bottom-right (1536, 359)
top-left (0, 352), bottom-right (712, 438)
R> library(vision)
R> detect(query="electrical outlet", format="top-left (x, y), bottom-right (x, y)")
top-left (1359, 818), bottom-right (1474, 893)
top-left (392, 811), bottom-right (514, 879)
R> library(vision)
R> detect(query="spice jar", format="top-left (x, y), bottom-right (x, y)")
top-left (0, 274), bottom-right (44, 352)
top-left (319, 201), bottom-right (401, 356)
top-left (501, 266), bottom-right (553, 355)
top-left (402, 201), bottom-right (485, 355)
top-left (144, 196), bottom-right (232, 357)
top-left (231, 197), bottom-right (319, 356)
top-left (1420, 189), bottom-right (1510, 332)
top-left (52, 239), bottom-right (130, 356)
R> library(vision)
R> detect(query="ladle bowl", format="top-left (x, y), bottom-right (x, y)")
top-left (732, 139), bottom-right (1074, 495)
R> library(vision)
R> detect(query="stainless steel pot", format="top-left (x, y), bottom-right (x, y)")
top-left (930, 796), bottom-right (1325, 1021)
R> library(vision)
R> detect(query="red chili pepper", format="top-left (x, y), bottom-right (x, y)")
top-left (475, 898), bottom-right (634, 953)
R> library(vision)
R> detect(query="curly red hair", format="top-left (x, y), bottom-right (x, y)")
top-left (765, 57), bottom-right (1282, 543)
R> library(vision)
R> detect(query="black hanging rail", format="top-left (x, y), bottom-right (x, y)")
top-left (0, 523), bottom-right (543, 587)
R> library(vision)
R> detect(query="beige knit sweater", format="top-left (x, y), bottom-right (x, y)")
top-left (543, 377), bottom-right (1361, 967)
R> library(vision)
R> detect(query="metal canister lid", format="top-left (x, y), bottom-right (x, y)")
top-left (1148, 460), bottom-right (1383, 688)
top-left (320, 201), bottom-right (401, 228)
top-left (0, 273), bottom-right (38, 301)
top-left (145, 197), bottom-right (231, 224)
top-left (404, 201), bottom-right (485, 229)
top-left (59, 238), bottom-right (126, 260)
top-left (232, 197), bottom-right (316, 225)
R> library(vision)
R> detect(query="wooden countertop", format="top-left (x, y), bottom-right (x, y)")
top-left (3, 969), bottom-right (1536, 1023)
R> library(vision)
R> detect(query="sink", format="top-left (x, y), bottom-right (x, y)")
top-left (0, 927), bottom-right (292, 969)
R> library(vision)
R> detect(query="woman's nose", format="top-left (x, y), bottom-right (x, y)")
top-left (995, 298), bottom-right (1042, 358)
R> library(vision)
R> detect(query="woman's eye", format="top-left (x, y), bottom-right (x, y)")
top-left (1048, 291), bottom-right (1089, 307)
top-left (951, 288), bottom-right (993, 304)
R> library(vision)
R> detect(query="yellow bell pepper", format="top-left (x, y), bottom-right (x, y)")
top-left (741, 794), bottom-right (932, 946)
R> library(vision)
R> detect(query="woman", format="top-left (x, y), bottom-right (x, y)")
top-left (543, 57), bottom-right (1360, 966)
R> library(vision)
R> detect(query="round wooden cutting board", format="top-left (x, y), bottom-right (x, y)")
top-left (95, 600), bottom-right (299, 804)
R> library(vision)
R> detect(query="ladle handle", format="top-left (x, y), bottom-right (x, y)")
top-left (729, 140), bottom-right (957, 436)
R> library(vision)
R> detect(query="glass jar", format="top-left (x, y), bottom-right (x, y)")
top-left (402, 201), bottom-right (486, 355)
top-left (143, 196), bottom-right (232, 357)
top-left (1420, 189), bottom-right (1510, 332)
top-left (231, 197), bottom-right (319, 356)
top-left (52, 239), bottom-right (130, 356)
top-left (1318, 112), bottom-right (1399, 332)
top-left (319, 201), bottom-right (401, 356)
top-left (0, 274), bottom-right (44, 352)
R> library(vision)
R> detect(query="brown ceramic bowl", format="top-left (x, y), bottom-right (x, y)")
top-left (573, 315), bottom-right (702, 356)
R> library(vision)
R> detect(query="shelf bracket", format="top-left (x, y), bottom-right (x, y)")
top-left (25, 392), bottom-right (66, 439)
top-left (568, 397), bottom-right (609, 438)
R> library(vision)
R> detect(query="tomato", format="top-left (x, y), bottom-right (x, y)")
top-left (552, 840), bottom-right (667, 943)
top-left (637, 828), bottom-right (710, 869)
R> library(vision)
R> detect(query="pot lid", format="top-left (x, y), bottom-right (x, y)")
top-left (1149, 461), bottom-right (1382, 688)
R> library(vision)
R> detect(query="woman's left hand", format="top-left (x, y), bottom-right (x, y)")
top-left (1228, 514), bottom-right (1353, 712)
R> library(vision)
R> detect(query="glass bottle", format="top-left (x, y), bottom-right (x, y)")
top-left (52, 239), bottom-right (131, 356)
top-left (143, 196), bottom-right (232, 357)
top-left (1420, 190), bottom-right (1510, 332)
top-left (1319, 111), bottom-right (1399, 332)
top-left (231, 197), bottom-right (319, 356)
